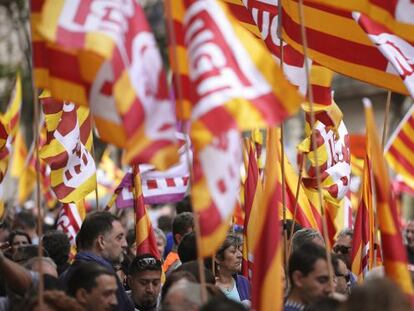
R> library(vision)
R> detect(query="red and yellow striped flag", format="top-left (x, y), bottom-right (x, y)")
top-left (133, 165), bottom-right (160, 259)
top-left (385, 105), bottom-right (414, 191)
top-left (252, 127), bottom-right (283, 311)
top-left (40, 100), bottom-right (96, 203)
top-left (364, 98), bottom-right (414, 302)
top-left (32, 0), bottom-right (179, 170)
top-left (351, 156), bottom-right (375, 281)
top-left (183, 0), bottom-right (303, 257)
top-left (304, 0), bottom-right (414, 42)
top-left (280, 0), bottom-right (408, 95)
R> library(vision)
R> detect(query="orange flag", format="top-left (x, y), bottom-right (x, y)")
top-left (364, 98), bottom-right (414, 302)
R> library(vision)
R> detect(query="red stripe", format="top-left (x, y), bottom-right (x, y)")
top-left (53, 182), bottom-right (75, 200)
top-left (56, 27), bottom-right (86, 52)
top-left (31, 0), bottom-right (45, 12)
top-left (397, 129), bottom-right (414, 152)
top-left (388, 145), bottom-right (414, 176)
top-left (146, 180), bottom-right (158, 189)
top-left (172, 20), bottom-right (185, 46)
top-left (244, 147), bottom-right (258, 222)
top-left (370, 0), bottom-right (397, 15)
top-left (226, 2), bottom-right (256, 25)
top-left (198, 202), bottom-right (223, 236)
top-left (122, 97), bottom-right (145, 137)
top-left (282, 6), bottom-right (389, 70)
top-left (42, 98), bottom-right (64, 114)
top-left (381, 233), bottom-right (409, 262)
top-left (47, 47), bottom-right (86, 85)
top-left (129, 140), bottom-right (176, 166)
top-left (311, 85), bottom-right (332, 106)
top-left (44, 152), bottom-right (69, 170)
top-left (285, 182), bottom-right (313, 228)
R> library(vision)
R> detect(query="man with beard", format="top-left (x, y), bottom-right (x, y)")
top-left (127, 254), bottom-right (162, 311)
top-left (60, 211), bottom-right (133, 311)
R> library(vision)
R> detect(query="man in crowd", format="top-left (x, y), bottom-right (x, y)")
top-left (60, 211), bottom-right (133, 311)
top-left (290, 228), bottom-right (325, 253)
top-left (333, 254), bottom-right (351, 296)
top-left (163, 212), bottom-right (194, 274)
top-left (127, 254), bottom-right (162, 311)
top-left (333, 228), bottom-right (353, 267)
top-left (67, 261), bottom-right (118, 311)
top-left (284, 243), bottom-right (333, 311)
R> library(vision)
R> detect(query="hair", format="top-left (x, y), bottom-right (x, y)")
top-left (129, 253), bottom-right (162, 276)
top-left (288, 242), bottom-right (328, 286)
top-left (283, 220), bottom-right (303, 240)
top-left (163, 279), bottom-right (203, 309)
top-left (158, 215), bottom-right (173, 233)
top-left (307, 297), bottom-right (342, 311)
top-left (337, 228), bottom-right (354, 241)
top-left (216, 233), bottom-right (242, 262)
top-left (331, 253), bottom-right (340, 276)
top-left (176, 260), bottom-right (215, 284)
top-left (23, 290), bottom-right (84, 311)
top-left (76, 211), bottom-right (119, 250)
top-left (154, 227), bottom-right (166, 246)
top-left (42, 230), bottom-right (70, 266)
top-left (161, 270), bottom-right (197, 302)
top-left (66, 262), bottom-right (115, 297)
top-left (126, 228), bottom-right (136, 247)
top-left (8, 230), bottom-right (32, 246)
top-left (177, 232), bottom-right (197, 263)
top-left (14, 211), bottom-right (36, 230)
top-left (172, 212), bottom-right (194, 244)
top-left (200, 298), bottom-right (247, 311)
top-left (25, 256), bottom-right (57, 271)
top-left (13, 245), bottom-right (49, 264)
top-left (342, 278), bottom-right (411, 311)
top-left (291, 228), bottom-right (324, 252)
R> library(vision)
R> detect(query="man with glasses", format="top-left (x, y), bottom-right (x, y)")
top-left (127, 254), bottom-right (162, 311)
top-left (333, 229), bottom-right (353, 266)
top-left (332, 254), bottom-right (351, 296)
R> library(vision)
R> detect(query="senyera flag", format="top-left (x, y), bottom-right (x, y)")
top-left (178, 0), bottom-right (303, 257)
top-left (303, 0), bottom-right (414, 42)
top-left (353, 12), bottom-right (414, 99)
top-left (32, 0), bottom-right (179, 170)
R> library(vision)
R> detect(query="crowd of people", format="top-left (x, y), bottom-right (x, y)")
top-left (0, 206), bottom-right (413, 311)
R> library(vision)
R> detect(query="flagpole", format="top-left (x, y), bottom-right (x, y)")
top-left (297, 0), bottom-right (335, 288)
top-left (164, 0), bottom-right (207, 303)
top-left (91, 140), bottom-right (100, 210)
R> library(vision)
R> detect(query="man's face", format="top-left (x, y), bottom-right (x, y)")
top-left (78, 274), bottom-right (118, 311)
top-left (128, 270), bottom-right (161, 309)
top-left (101, 221), bottom-right (127, 264)
top-left (333, 235), bottom-right (353, 263)
top-left (294, 258), bottom-right (332, 304)
top-left (406, 222), bottom-right (414, 249)
top-left (335, 259), bottom-right (349, 295)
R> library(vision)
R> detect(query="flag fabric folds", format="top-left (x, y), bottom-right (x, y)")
top-left (385, 105), bottom-right (414, 191)
top-left (180, 0), bottom-right (302, 257)
top-left (40, 100), bottom-right (96, 203)
top-left (57, 202), bottom-right (85, 246)
top-left (353, 13), bottom-right (414, 98)
top-left (280, 0), bottom-right (409, 95)
top-left (304, 0), bottom-right (414, 42)
top-left (364, 98), bottom-right (414, 301)
top-left (133, 166), bottom-right (160, 259)
top-left (32, 0), bottom-right (178, 169)
top-left (251, 127), bottom-right (283, 311)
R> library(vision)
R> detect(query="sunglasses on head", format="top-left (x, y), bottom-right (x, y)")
top-left (135, 257), bottom-right (161, 270)
top-left (333, 245), bottom-right (352, 254)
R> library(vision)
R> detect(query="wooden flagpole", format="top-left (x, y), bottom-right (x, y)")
top-left (164, 0), bottom-right (207, 303)
top-left (297, 0), bottom-right (335, 289)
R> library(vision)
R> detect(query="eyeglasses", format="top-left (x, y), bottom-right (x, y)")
top-left (333, 245), bottom-right (352, 255)
top-left (135, 257), bottom-right (161, 270)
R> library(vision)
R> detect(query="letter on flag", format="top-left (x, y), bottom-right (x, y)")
top-left (40, 100), bottom-right (96, 203)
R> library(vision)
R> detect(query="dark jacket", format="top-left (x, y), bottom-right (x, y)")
top-left (234, 274), bottom-right (251, 301)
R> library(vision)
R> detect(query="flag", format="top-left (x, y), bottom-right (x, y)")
top-left (57, 201), bottom-right (85, 246)
top-left (351, 156), bottom-right (375, 281)
top-left (39, 100), bottom-right (96, 203)
top-left (280, 0), bottom-right (409, 95)
top-left (251, 127), bottom-right (283, 311)
top-left (353, 12), bottom-right (414, 98)
top-left (364, 98), bottom-right (414, 301)
top-left (303, 0), bottom-right (414, 42)
top-left (385, 105), bottom-right (414, 191)
top-left (182, 0), bottom-right (303, 257)
top-left (133, 165), bottom-right (160, 259)
top-left (32, 0), bottom-right (179, 170)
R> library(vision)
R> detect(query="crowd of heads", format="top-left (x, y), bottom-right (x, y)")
top-left (0, 205), bottom-right (414, 311)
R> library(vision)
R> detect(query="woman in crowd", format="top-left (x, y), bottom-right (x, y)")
top-left (6, 230), bottom-right (31, 259)
top-left (215, 233), bottom-right (251, 306)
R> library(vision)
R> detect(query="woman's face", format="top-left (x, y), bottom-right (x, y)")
top-left (11, 234), bottom-right (30, 254)
top-left (219, 245), bottom-right (242, 273)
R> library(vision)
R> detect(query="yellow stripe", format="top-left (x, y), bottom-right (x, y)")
top-left (309, 64), bottom-right (334, 87)
top-left (48, 78), bottom-right (90, 106)
top-left (136, 215), bottom-right (151, 246)
top-left (401, 122), bottom-right (414, 139)
top-left (260, 247), bottom-right (283, 311)
top-left (58, 174), bottom-right (97, 203)
top-left (227, 99), bottom-right (269, 130)
top-left (385, 153), bottom-right (414, 189)
top-left (78, 52), bottom-right (104, 83)
top-left (85, 32), bottom-right (115, 59)
top-left (94, 117), bottom-right (127, 147)
top-left (392, 137), bottom-right (414, 168)
top-left (386, 260), bottom-right (414, 295)
top-left (37, 0), bottom-right (65, 41)
top-left (199, 217), bottom-right (231, 257)
top-left (283, 32), bottom-right (408, 95)
top-left (114, 70), bottom-right (136, 114)
top-left (171, 0), bottom-right (185, 21)
top-left (192, 177), bottom-right (213, 213)
top-left (168, 46), bottom-right (189, 75)
top-left (50, 167), bottom-right (65, 187)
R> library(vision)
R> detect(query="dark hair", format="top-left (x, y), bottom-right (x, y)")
top-left (24, 290), bottom-right (84, 311)
top-left (176, 261), bottom-right (215, 284)
top-left (306, 297), bottom-right (341, 311)
top-left (129, 254), bottom-right (162, 276)
top-left (172, 212), bottom-right (193, 244)
top-left (158, 215), bottom-right (173, 233)
top-left (13, 245), bottom-right (49, 264)
top-left (216, 233), bottom-right (242, 261)
top-left (200, 298), bottom-right (247, 311)
top-left (283, 220), bottom-right (303, 240)
top-left (126, 228), bottom-right (136, 247)
top-left (76, 211), bottom-right (119, 250)
top-left (288, 243), bottom-right (327, 286)
top-left (8, 230), bottom-right (32, 246)
top-left (14, 211), bottom-right (36, 230)
top-left (161, 270), bottom-right (197, 302)
top-left (178, 232), bottom-right (197, 263)
top-left (42, 230), bottom-right (70, 266)
top-left (66, 262), bottom-right (115, 296)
